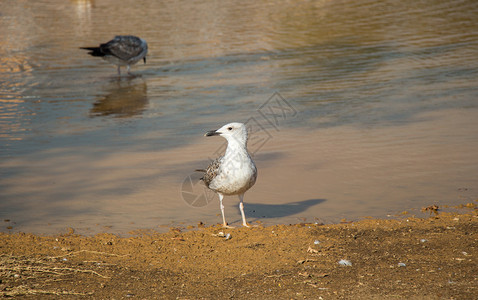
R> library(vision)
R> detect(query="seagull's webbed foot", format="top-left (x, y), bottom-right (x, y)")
top-left (222, 223), bottom-right (235, 229)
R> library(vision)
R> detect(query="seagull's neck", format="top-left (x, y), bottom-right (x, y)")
top-left (224, 137), bottom-right (248, 158)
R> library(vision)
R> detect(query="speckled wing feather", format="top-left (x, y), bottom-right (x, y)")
top-left (100, 36), bottom-right (144, 61)
top-left (196, 157), bottom-right (222, 188)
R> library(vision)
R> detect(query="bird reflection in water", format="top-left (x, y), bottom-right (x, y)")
top-left (90, 79), bottom-right (148, 118)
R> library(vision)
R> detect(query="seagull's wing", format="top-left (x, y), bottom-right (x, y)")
top-left (100, 36), bottom-right (144, 61)
top-left (196, 157), bottom-right (222, 188)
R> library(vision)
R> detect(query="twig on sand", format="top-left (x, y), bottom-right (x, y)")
top-left (51, 266), bottom-right (110, 278)
top-left (0, 285), bottom-right (93, 297)
top-left (48, 249), bottom-right (129, 259)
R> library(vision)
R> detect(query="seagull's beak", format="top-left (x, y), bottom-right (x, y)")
top-left (205, 130), bottom-right (220, 137)
top-left (143, 57), bottom-right (146, 64)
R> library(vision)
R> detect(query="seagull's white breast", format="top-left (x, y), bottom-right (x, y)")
top-left (210, 151), bottom-right (257, 195)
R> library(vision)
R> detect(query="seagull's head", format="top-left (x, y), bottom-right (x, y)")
top-left (205, 122), bottom-right (248, 144)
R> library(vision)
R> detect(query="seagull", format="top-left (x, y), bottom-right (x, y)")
top-left (196, 122), bottom-right (257, 228)
top-left (80, 35), bottom-right (148, 76)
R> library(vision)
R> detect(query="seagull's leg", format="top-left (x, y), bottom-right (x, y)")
top-left (126, 65), bottom-right (132, 76)
top-left (117, 65), bottom-right (121, 76)
top-left (239, 194), bottom-right (250, 227)
top-left (219, 193), bottom-right (233, 228)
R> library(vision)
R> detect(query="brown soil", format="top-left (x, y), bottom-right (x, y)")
top-left (1, 208), bottom-right (477, 299)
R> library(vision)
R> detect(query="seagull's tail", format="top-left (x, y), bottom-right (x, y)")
top-left (194, 169), bottom-right (206, 181)
top-left (80, 47), bottom-right (105, 57)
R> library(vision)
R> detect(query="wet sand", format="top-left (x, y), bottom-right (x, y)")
top-left (1, 206), bottom-right (476, 299)
top-left (2, 108), bottom-right (478, 235)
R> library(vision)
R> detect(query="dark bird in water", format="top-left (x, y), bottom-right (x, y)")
top-left (80, 35), bottom-right (148, 76)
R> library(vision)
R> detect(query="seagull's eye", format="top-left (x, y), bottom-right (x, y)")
top-left (227, 127), bottom-right (233, 131)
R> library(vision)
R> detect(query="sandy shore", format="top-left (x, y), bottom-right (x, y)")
top-left (1, 207), bottom-right (477, 299)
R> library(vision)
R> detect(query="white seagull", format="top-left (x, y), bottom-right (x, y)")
top-left (196, 122), bottom-right (257, 228)
top-left (80, 35), bottom-right (148, 76)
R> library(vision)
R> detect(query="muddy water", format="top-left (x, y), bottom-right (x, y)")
top-left (1, 0), bottom-right (477, 235)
